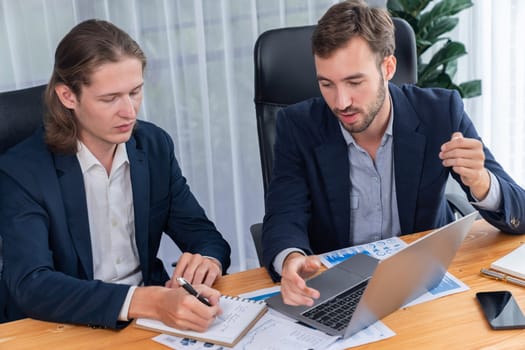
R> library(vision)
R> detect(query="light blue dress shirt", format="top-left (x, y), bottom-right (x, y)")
top-left (339, 107), bottom-right (401, 245)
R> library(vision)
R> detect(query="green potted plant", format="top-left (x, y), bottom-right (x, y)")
top-left (387, 0), bottom-right (481, 98)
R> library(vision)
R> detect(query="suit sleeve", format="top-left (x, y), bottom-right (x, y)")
top-left (448, 91), bottom-right (525, 234)
top-left (262, 109), bottom-right (314, 281)
top-left (0, 170), bottom-right (130, 329)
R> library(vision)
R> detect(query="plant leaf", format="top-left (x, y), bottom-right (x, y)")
top-left (419, 0), bottom-right (473, 29)
top-left (418, 70), bottom-right (447, 87)
top-left (387, 0), bottom-right (404, 13)
top-left (432, 72), bottom-right (453, 88)
top-left (445, 59), bottom-right (457, 79)
top-left (418, 16), bottom-right (458, 56)
top-left (459, 80), bottom-right (482, 98)
top-left (419, 41), bottom-right (466, 81)
top-left (389, 0), bottom-right (432, 16)
top-left (422, 17), bottom-right (458, 44)
top-left (416, 37), bottom-right (434, 55)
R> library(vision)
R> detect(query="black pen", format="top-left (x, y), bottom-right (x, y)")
top-left (176, 277), bottom-right (212, 306)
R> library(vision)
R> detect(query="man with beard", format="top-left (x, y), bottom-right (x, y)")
top-left (261, 0), bottom-right (525, 306)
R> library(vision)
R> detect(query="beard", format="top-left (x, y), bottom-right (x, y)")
top-left (336, 76), bottom-right (387, 134)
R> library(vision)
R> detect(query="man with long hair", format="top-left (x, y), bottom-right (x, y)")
top-left (0, 19), bottom-right (231, 331)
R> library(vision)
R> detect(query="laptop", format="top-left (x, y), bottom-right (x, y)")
top-left (266, 211), bottom-right (477, 338)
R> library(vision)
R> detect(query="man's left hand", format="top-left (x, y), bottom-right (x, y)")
top-left (439, 132), bottom-right (490, 200)
top-left (166, 253), bottom-right (222, 288)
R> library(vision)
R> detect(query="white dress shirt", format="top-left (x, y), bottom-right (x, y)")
top-left (77, 142), bottom-right (140, 321)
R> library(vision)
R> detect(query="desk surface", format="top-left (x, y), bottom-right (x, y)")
top-left (2, 219), bottom-right (525, 349)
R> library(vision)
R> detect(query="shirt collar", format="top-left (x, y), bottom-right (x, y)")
top-left (76, 141), bottom-right (129, 174)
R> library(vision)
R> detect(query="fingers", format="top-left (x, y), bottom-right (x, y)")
top-left (194, 284), bottom-right (222, 306)
top-left (280, 254), bottom-right (321, 306)
top-left (202, 264), bottom-right (221, 286)
top-left (439, 132), bottom-right (491, 198)
top-left (439, 133), bottom-right (484, 177)
top-left (452, 131), bottom-right (463, 140)
top-left (173, 253), bottom-right (200, 282)
top-left (172, 253), bottom-right (222, 286)
top-left (160, 286), bottom-right (222, 332)
top-left (300, 256), bottom-right (322, 278)
top-left (165, 279), bottom-right (174, 288)
top-left (281, 275), bottom-right (320, 306)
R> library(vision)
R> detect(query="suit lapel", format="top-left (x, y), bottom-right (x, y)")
top-left (126, 136), bottom-right (150, 281)
top-left (390, 84), bottom-right (426, 233)
top-left (314, 113), bottom-right (351, 246)
top-left (54, 154), bottom-right (94, 279)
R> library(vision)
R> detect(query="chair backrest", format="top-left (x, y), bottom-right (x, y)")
top-left (0, 84), bottom-right (47, 154)
top-left (253, 18), bottom-right (417, 194)
top-left (0, 84), bottom-right (46, 322)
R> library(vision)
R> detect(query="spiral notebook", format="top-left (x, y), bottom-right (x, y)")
top-left (135, 295), bottom-right (267, 347)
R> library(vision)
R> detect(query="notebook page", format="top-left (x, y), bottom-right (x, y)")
top-left (135, 295), bottom-right (267, 346)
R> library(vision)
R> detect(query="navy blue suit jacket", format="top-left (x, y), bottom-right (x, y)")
top-left (262, 84), bottom-right (525, 280)
top-left (0, 120), bottom-right (231, 327)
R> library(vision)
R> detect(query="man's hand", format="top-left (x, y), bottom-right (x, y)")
top-left (280, 253), bottom-right (321, 306)
top-left (166, 253), bottom-right (222, 288)
top-left (129, 285), bottom-right (222, 332)
top-left (439, 132), bottom-right (490, 200)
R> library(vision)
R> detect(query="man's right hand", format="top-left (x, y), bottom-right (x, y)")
top-left (280, 252), bottom-right (321, 306)
top-left (129, 284), bottom-right (222, 332)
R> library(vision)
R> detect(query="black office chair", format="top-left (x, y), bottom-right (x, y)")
top-left (254, 19), bottom-right (416, 194)
top-left (0, 84), bottom-right (47, 154)
top-left (0, 83), bottom-right (46, 322)
top-left (250, 18), bottom-right (474, 266)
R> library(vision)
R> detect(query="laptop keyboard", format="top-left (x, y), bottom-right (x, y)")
top-left (301, 279), bottom-right (369, 332)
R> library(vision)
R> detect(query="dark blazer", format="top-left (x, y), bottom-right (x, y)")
top-left (262, 83), bottom-right (525, 280)
top-left (0, 120), bottom-right (231, 328)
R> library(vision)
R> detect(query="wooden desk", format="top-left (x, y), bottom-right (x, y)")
top-left (2, 219), bottom-right (525, 349)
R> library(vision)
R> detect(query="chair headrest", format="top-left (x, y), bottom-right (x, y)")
top-left (254, 18), bottom-right (417, 106)
top-left (0, 84), bottom-right (47, 154)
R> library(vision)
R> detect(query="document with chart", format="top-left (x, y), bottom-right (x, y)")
top-left (319, 236), bottom-right (469, 306)
top-left (136, 295), bottom-right (267, 347)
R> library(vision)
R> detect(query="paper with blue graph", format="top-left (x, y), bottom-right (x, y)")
top-left (319, 237), bottom-right (406, 268)
top-left (319, 236), bottom-right (469, 306)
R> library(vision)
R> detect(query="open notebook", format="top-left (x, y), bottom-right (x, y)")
top-left (135, 295), bottom-right (267, 347)
top-left (490, 243), bottom-right (525, 280)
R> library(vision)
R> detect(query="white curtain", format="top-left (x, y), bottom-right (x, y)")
top-left (1, 0), bottom-right (523, 273)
